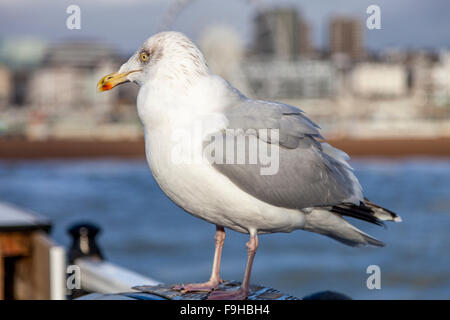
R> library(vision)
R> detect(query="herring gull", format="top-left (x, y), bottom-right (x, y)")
top-left (97, 32), bottom-right (401, 300)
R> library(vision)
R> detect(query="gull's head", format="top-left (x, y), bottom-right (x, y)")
top-left (97, 31), bottom-right (208, 92)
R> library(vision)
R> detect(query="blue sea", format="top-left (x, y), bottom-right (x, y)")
top-left (0, 158), bottom-right (449, 299)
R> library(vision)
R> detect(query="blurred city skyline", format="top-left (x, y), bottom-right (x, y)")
top-left (0, 1), bottom-right (449, 143)
top-left (1, 0), bottom-right (450, 54)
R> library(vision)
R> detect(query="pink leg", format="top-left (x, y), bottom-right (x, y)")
top-left (173, 226), bottom-right (225, 292)
top-left (208, 232), bottom-right (259, 300)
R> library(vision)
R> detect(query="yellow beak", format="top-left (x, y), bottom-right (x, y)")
top-left (97, 70), bottom-right (140, 92)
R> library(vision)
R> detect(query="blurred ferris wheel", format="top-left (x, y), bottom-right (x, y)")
top-left (156, 0), bottom-right (268, 96)
top-left (158, 0), bottom-right (267, 31)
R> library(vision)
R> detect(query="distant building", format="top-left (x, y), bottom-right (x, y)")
top-left (242, 59), bottom-right (336, 99)
top-left (329, 17), bottom-right (365, 60)
top-left (0, 37), bottom-right (48, 70)
top-left (254, 8), bottom-right (312, 59)
top-left (41, 42), bottom-right (119, 69)
top-left (298, 19), bottom-right (313, 57)
top-left (430, 51), bottom-right (450, 107)
top-left (26, 42), bottom-right (121, 114)
top-left (351, 63), bottom-right (407, 98)
top-left (407, 52), bottom-right (437, 104)
top-left (0, 65), bottom-right (11, 108)
top-left (0, 37), bottom-right (49, 107)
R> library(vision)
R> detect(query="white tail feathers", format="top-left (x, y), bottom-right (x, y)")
top-left (303, 209), bottom-right (385, 247)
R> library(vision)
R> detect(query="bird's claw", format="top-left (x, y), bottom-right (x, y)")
top-left (173, 280), bottom-right (220, 293)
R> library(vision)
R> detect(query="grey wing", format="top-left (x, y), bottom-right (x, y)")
top-left (225, 99), bottom-right (324, 148)
top-left (206, 99), bottom-right (363, 209)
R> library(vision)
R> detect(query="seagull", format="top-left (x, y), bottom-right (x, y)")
top-left (97, 32), bottom-right (401, 300)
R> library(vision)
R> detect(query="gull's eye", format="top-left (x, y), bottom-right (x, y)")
top-left (139, 51), bottom-right (149, 63)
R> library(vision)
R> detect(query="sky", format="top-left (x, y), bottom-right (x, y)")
top-left (0, 0), bottom-right (449, 55)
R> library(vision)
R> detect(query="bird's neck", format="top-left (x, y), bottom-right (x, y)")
top-left (136, 74), bottom-right (237, 130)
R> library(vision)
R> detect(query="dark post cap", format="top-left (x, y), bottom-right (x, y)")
top-left (302, 290), bottom-right (352, 300)
top-left (67, 222), bottom-right (104, 264)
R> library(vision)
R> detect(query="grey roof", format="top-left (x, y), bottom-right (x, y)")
top-left (43, 41), bottom-right (121, 68)
top-left (0, 202), bottom-right (51, 232)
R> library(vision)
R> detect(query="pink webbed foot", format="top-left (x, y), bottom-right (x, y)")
top-left (207, 287), bottom-right (248, 300)
top-left (173, 279), bottom-right (221, 293)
